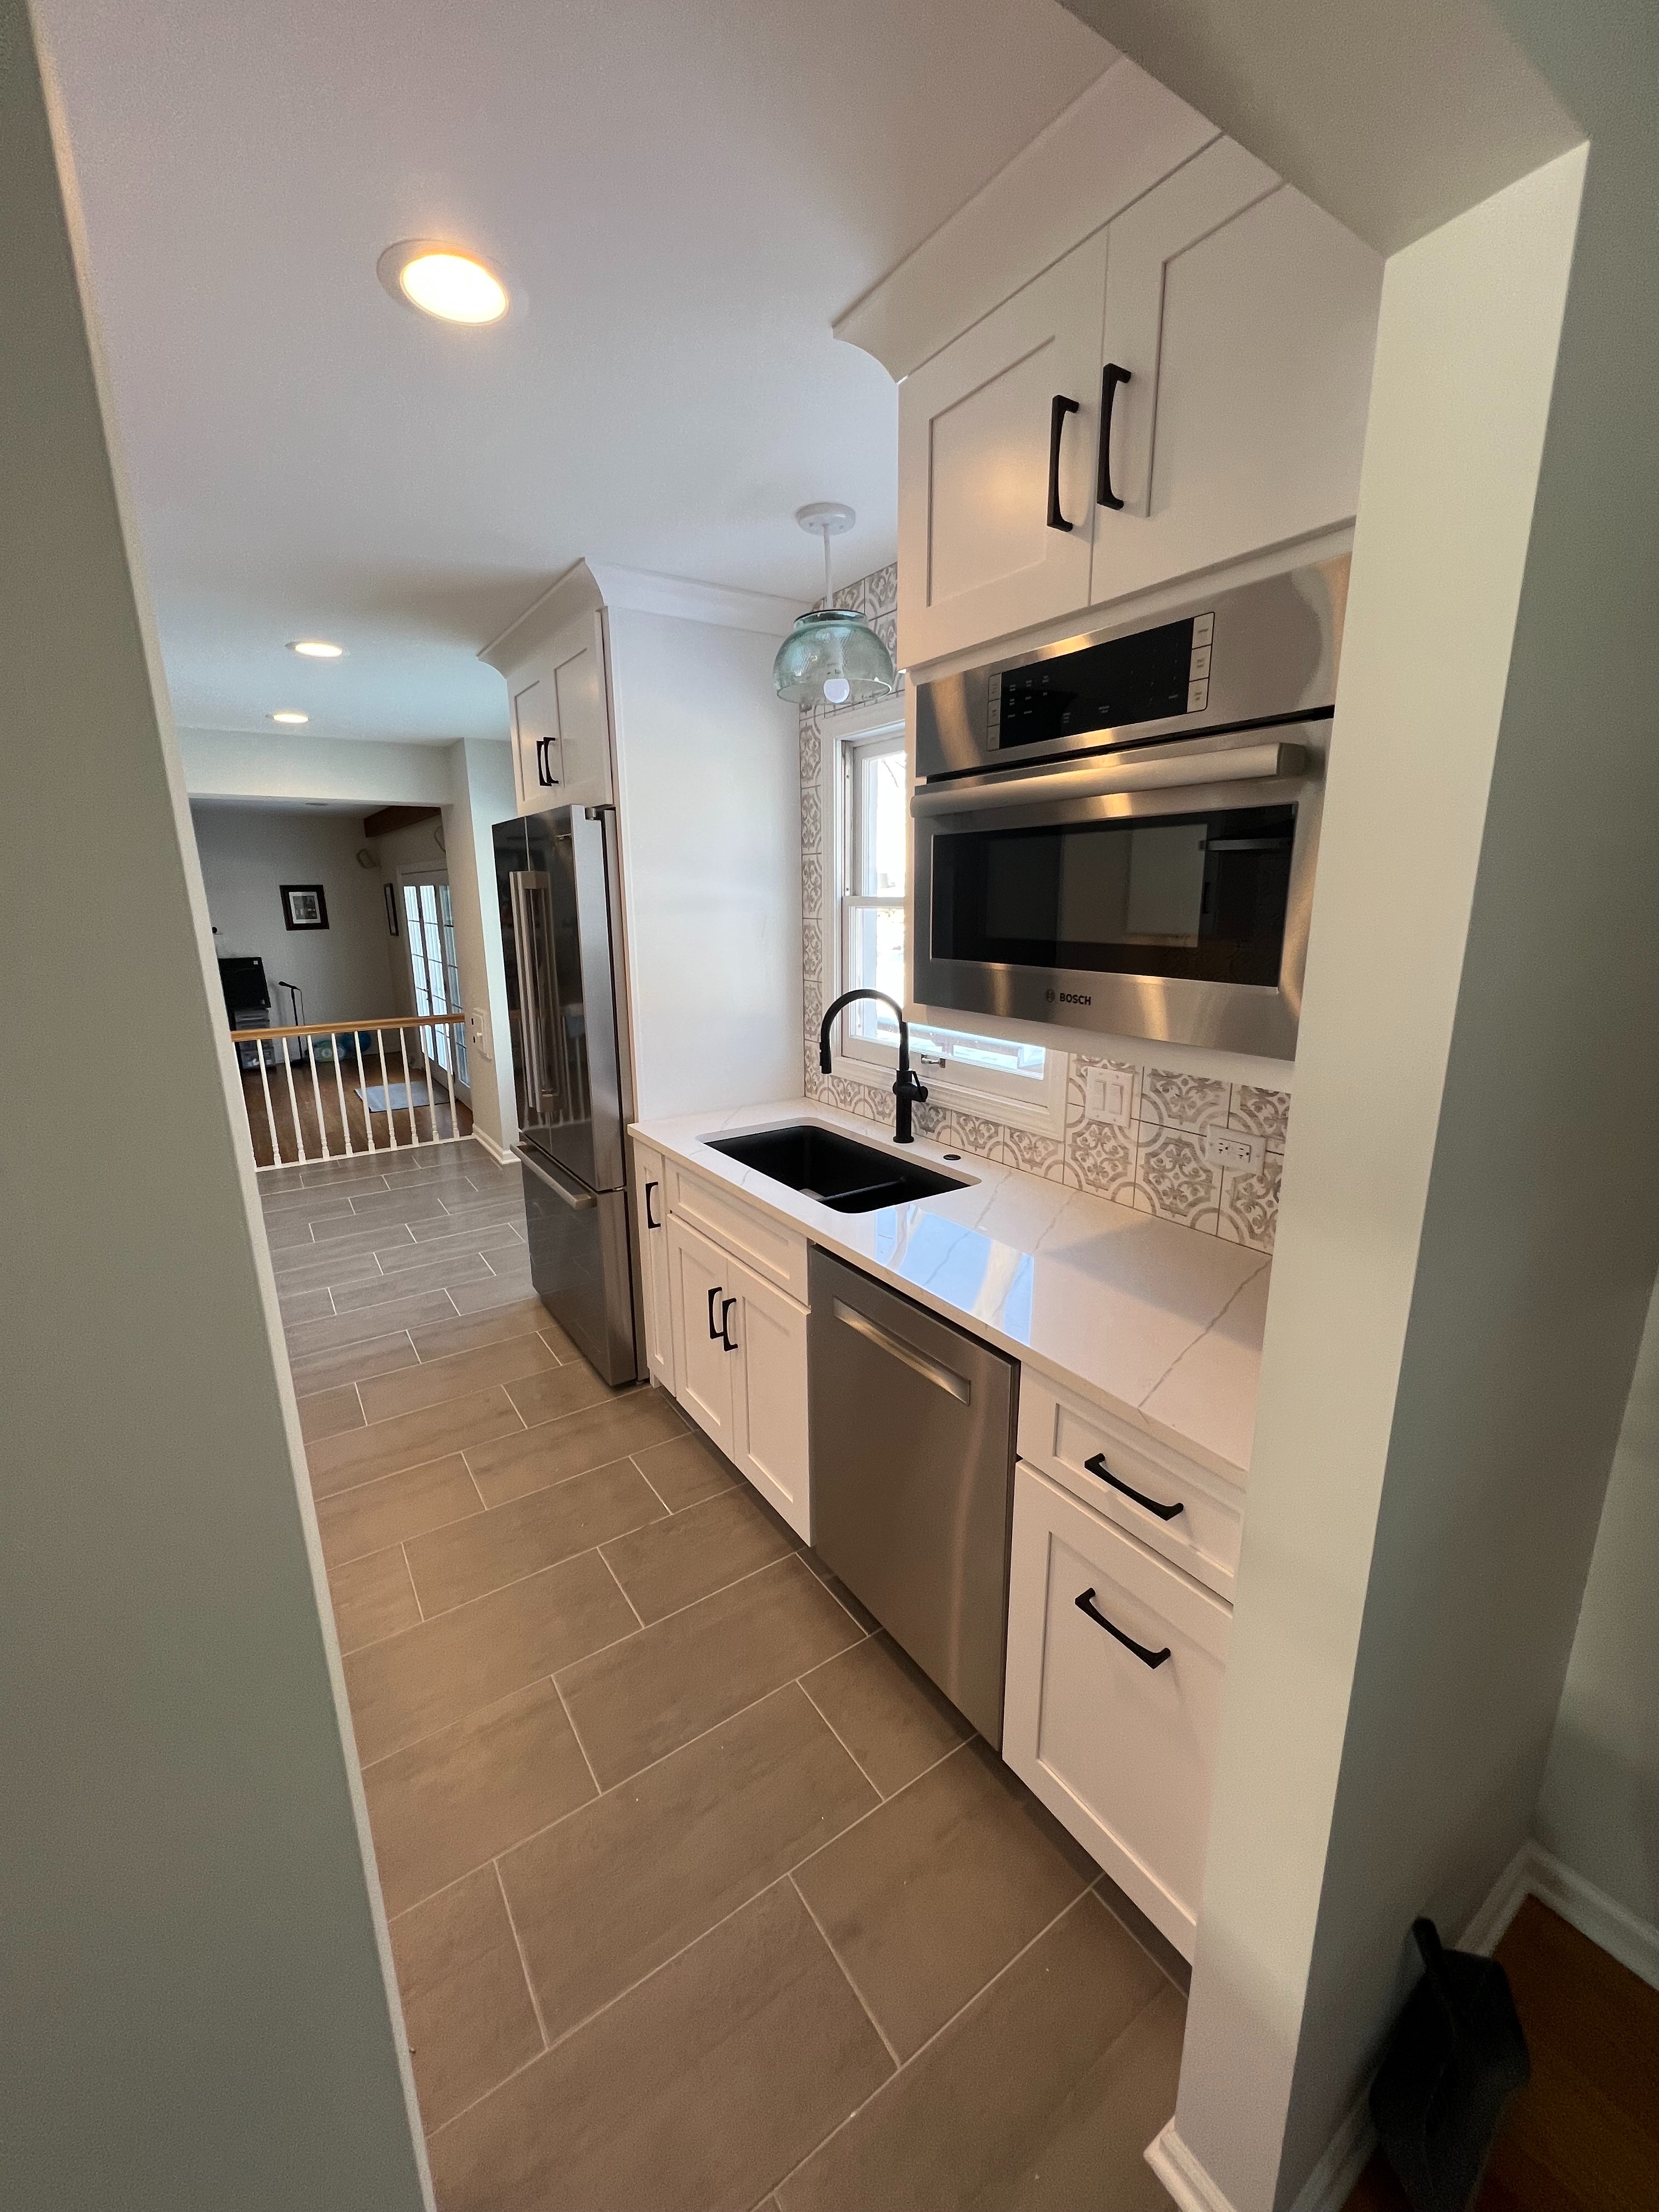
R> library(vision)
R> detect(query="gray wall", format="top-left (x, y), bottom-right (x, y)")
top-left (0, 5), bottom-right (429, 2204)
top-left (192, 802), bottom-right (395, 1027)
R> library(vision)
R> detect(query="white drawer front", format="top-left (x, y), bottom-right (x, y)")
top-left (667, 1165), bottom-right (809, 1306)
top-left (1004, 1464), bottom-right (1230, 1960)
top-left (1018, 1373), bottom-right (1242, 1601)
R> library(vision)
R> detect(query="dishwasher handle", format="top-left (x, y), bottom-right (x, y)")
top-left (832, 1298), bottom-right (971, 1405)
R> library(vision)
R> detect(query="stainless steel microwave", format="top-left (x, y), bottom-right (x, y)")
top-left (911, 558), bottom-right (1347, 1062)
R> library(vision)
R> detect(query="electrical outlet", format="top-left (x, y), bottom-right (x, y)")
top-left (467, 1009), bottom-right (492, 1063)
top-left (1085, 1066), bottom-right (1135, 1126)
top-left (1203, 1126), bottom-right (1264, 1175)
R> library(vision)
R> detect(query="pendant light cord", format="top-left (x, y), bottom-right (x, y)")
top-left (820, 524), bottom-right (833, 610)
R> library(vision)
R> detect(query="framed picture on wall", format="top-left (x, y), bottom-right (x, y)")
top-left (281, 883), bottom-right (329, 930)
top-left (383, 881), bottom-right (399, 936)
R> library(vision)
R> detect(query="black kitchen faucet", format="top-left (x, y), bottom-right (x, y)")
top-left (818, 990), bottom-right (928, 1145)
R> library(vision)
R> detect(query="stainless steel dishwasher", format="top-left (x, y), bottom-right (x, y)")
top-left (808, 1248), bottom-right (1018, 1746)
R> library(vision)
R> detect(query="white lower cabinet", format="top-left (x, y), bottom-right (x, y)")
top-left (633, 1141), bottom-right (675, 1395)
top-left (1004, 1461), bottom-right (1231, 1961)
top-left (664, 1209), bottom-right (811, 1542)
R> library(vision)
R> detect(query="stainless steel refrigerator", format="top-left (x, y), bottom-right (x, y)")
top-left (495, 806), bottom-right (641, 1386)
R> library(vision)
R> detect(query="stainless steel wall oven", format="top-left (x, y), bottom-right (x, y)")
top-left (912, 559), bottom-right (1347, 1061)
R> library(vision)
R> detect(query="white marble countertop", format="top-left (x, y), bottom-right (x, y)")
top-left (631, 1097), bottom-right (1268, 1486)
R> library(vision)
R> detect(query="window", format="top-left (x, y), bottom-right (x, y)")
top-left (832, 718), bottom-right (1059, 1126)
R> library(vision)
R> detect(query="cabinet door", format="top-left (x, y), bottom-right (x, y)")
top-left (727, 1261), bottom-right (810, 1542)
top-left (511, 676), bottom-right (562, 812)
top-left (1092, 138), bottom-right (1382, 607)
top-left (665, 1216), bottom-right (734, 1453)
top-left (633, 1141), bottom-right (675, 1395)
top-left (898, 230), bottom-right (1109, 671)
top-left (1003, 1463), bottom-right (1230, 1961)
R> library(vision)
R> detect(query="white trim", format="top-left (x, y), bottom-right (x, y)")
top-left (467, 1127), bottom-right (515, 1166)
top-left (481, 558), bottom-right (800, 669)
top-left (1525, 1843), bottom-right (1659, 1993)
top-left (1142, 1839), bottom-right (1659, 2212)
top-left (833, 60), bottom-right (1218, 381)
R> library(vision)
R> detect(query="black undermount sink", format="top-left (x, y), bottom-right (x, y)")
top-left (704, 1124), bottom-right (970, 1214)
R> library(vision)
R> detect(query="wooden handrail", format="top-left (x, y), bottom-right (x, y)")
top-left (229, 1013), bottom-right (466, 1042)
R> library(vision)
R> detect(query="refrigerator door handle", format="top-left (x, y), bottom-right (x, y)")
top-left (517, 1147), bottom-right (597, 1211)
top-left (508, 871), bottom-right (547, 1117)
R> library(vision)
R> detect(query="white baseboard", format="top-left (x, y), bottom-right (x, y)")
top-left (1524, 1843), bottom-right (1659, 1993)
top-left (1142, 1840), bottom-right (1659, 2212)
top-left (467, 1127), bottom-right (516, 1166)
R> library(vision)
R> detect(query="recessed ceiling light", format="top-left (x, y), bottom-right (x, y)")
top-left (289, 639), bottom-right (344, 659)
top-left (270, 710), bottom-right (309, 725)
top-left (377, 239), bottom-right (511, 325)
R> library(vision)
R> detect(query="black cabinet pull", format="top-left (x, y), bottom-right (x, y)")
top-left (1097, 363), bottom-right (1131, 510)
top-left (645, 1180), bottom-right (661, 1231)
top-left (706, 1286), bottom-right (723, 1340)
top-left (536, 736), bottom-right (558, 787)
top-left (720, 1296), bottom-right (738, 1352)
top-left (1084, 1451), bottom-right (1182, 1521)
top-left (1075, 1588), bottom-right (1170, 1668)
top-left (1046, 394), bottom-right (1080, 532)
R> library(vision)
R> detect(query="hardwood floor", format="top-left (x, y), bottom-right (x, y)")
top-left (268, 1141), bottom-right (1190, 2211)
top-left (1344, 1897), bottom-right (1659, 2212)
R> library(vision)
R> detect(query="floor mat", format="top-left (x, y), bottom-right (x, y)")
top-left (357, 1081), bottom-right (431, 1112)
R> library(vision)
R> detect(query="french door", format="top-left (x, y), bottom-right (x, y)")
top-left (400, 870), bottom-right (471, 1097)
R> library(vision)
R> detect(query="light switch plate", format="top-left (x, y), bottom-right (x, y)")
top-left (1203, 1126), bottom-right (1264, 1175)
top-left (1085, 1066), bottom-right (1135, 1126)
top-left (468, 1008), bottom-right (492, 1062)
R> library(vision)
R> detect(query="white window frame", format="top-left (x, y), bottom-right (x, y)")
top-left (399, 866), bottom-right (472, 1104)
top-left (813, 694), bottom-right (1066, 1137)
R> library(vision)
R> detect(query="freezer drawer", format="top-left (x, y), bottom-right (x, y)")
top-left (520, 1145), bottom-right (638, 1387)
top-left (807, 1249), bottom-right (1017, 1745)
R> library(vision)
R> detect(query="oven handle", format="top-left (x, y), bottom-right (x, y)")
top-left (911, 739), bottom-right (1307, 819)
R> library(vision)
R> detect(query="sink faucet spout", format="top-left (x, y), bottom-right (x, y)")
top-left (818, 989), bottom-right (928, 1144)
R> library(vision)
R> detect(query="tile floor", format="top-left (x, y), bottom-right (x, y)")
top-left (268, 1138), bottom-right (1186, 2211)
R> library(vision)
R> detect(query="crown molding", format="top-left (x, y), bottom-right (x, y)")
top-left (480, 560), bottom-right (801, 674)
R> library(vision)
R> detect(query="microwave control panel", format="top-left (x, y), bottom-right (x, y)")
top-left (988, 611), bottom-right (1214, 752)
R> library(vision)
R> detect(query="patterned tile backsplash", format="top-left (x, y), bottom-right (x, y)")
top-left (798, 562), bottom-right (1289, 1253)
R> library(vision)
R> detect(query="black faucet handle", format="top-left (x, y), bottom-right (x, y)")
top-left (894, 1066), bottom-right (928, 1103)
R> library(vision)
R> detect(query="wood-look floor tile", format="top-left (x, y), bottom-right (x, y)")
top-left (289, 1329), bottom-right (419, 1400)
top-left (330, 1185), bottom-right (455, 1231)
top-left (448, 1274), bottom-right (554, 1317)
top-left (409, 1299), bottom-right (558, 1363)
top-left (261, 1186), bottom-right (362, 1220)
top-left (364, 1679), bottom-right (597, 1916)
top-left (798, 1552), bottom-right (879, 1634)
top-left (406, 1457), bottom-right (664, 1617)
top-left (308, 1387), bottom-right (523, 1498)
top-left (270, 1241), bottom-right (388, 1289)
top-left (373, 1221), bottom-right (525, 1274)
top-left (558, 1557), bottom-right (864, 1788)
top-left (329, 1253), bottom-right (495, 1310)
top-left (297, 1383), bottom-right (364, 1443)
top-left (775, 1894), bottom-right (1180, 2212)
top-left (276, 1285), bottom-right (334, 1324)
top-left (468, 1392), bottom-right (685, 1507)
top-left (285, 1216), bottom-right (415, 1259)
top-left (316, 1454), bottom-right (482, 1567)
top-left (499, 1684), bottom-right (877, 2046)
top-left (791, 1739), bottom-right (1096, 2062)
top-left (390, 1866), bottom-right (544, 2133)
top-left (345, 1551), bottom-right (635, 1764)
top-left (328, 1545), bottom-right (421, 1654)
top-left (357, 1333), bottom-right (560, 1425)
top-left (630, 1429), bottom-right (738, 1512)
top-left (799, 1633), bottom-right (973, 1799)
top-left (264, 1213), bottom-right (321, 1250)
top-left (503, 1364), bottom-right (617, 1429)
top-left (412, 1196), bottom-right (529, 1239)
top-left (601, 1485), bottom-right (795, 1624)
top-left (285, 1289), bottom-right (459, 1357)
top-left (427, 1880), bottom-right (892, 2212)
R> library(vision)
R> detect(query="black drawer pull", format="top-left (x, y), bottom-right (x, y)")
top-left (720, 1295), bottom-right (738, 1352)
top-left (1046, 394), bottom-right (1080, 532)
top-left (1075, 1589), bottom-right (1170, 1669)
top-left (1097, 363), bottom-right (1131, 510)
top-left (645, 1180), bottom-right (661, 1230)
top-left (706, 1286), bottom-right (723, 1340)
top-left (1084, 1452), bottom-right (1183, 1521)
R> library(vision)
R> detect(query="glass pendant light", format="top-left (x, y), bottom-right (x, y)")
top-left (772, 503), bottom-right (896, 707)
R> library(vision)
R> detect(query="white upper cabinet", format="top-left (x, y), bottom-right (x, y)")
top-left (892, 129), bottom-right (1382, 673)
top-left (898, 232), bottom-right (1108, 672)
top-left (1090, 140), bottom-right (1383, 610)
top-left (506, 609), bottom-right (614, 814)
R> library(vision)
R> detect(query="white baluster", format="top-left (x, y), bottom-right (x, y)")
top-left (281, 1035), bottom-right (308, 1164)
top-left (354, 1032), bottom-right (375, 1154)
top-left (307, 1035), bottom-right (328, 1159)
top-left (329, 1029), bottom-right (353, 1156)
top-left (255, 1037), bottom-right (281, 1166)
top-left (375, 1026), bottom-right (398, 1151)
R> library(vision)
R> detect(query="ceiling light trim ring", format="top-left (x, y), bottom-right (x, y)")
top-left (376, 239), bottom-right (517, 325)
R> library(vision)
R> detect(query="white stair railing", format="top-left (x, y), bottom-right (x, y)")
top-left (228, 1014), bottom-right (470, 1170)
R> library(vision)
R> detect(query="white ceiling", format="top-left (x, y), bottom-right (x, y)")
top-left (39, 0), bottom-right (1110, 745)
